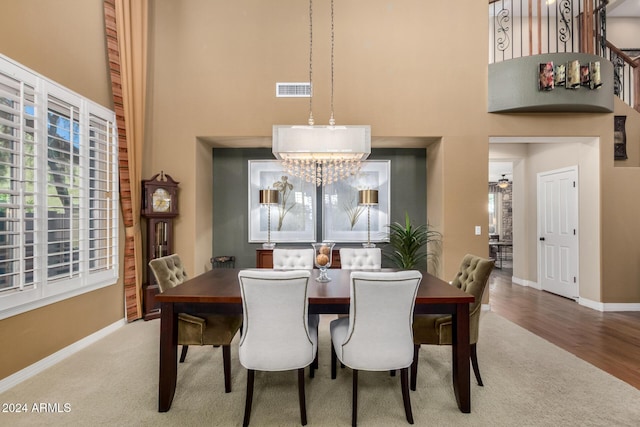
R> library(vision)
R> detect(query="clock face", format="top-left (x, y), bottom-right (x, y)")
top-left (152, 188), bottom-right (171, 212)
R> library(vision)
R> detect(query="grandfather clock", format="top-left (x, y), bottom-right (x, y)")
top-left (141, 172), bottom-right (179, 319)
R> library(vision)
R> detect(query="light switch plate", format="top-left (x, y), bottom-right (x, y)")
top-left (475, 226), bottom-right (481, 235)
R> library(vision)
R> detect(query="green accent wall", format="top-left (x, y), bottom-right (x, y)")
top-left (212, 148), bottom-right (426, 268)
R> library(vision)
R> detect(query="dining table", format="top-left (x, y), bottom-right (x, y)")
top-left (489, 241), bottom-right (513, 269)
top-left (155, 267), bottom-right (475, 413)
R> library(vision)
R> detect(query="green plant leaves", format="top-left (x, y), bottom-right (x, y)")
top-left (384, 212), bottom-right (441, 270)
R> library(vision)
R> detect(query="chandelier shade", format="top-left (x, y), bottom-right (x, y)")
top-left (272, 125), bottom-right (371, 161)
top-left (273, 125), bottom-right (371, 186)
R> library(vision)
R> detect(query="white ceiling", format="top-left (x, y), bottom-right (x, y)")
top-left (489, 162), bottom-right (513, 183)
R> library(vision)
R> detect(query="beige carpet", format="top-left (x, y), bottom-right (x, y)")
top-left (2, 312), bottom-right (639, 426)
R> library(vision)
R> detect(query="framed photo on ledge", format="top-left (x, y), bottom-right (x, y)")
top-left (248, 160), bottom-right (316, 243)
top-left (322, 160), bottom-right (390, 243)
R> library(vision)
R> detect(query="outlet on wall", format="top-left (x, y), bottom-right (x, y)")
top-left (475, 226), bottom-right (481, 235)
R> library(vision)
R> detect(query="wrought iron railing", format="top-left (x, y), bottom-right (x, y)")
top-left (604, 42), bottom-right (639, 109)
top-left (489, 0), bottom-right (639, 111)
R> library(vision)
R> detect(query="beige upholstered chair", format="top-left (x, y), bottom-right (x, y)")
top-left (411, 254), bottom-right (494, 391)
top-left (339, 247), bottom-right (382, 269)
top-left (272, 248), bottom-right (314, 269)
top-left (149, 254), bottom-right (242, 393)
top-left (330, 270), bottom-right (422, 426)
top-left (237, 269), bottom-right (318, 426)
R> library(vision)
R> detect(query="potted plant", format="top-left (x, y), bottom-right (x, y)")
top-left (384, 212), bottom-right (442, 270)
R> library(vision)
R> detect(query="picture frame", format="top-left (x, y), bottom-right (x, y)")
top-left (554, 63), bottom-right (566, 87)
top-left (614, 115), bottom-right (628, 161)
top-left (580, 64), bottom-right (591, 87)
top-left (538, 62), bottom-right (554, 91)
top-left (566, 60), bottom-right (581, 89)
top-left (322, 160), bottom-right (390, 243)
top-left (589, 61), bottom-right (602, 89)
top-left (248, 160), bottom-right (316, 243)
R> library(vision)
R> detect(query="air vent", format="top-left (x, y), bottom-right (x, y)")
top-left (276, 82), bottom-right (311, 98)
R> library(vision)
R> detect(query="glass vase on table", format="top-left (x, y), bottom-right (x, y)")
top-left (311, 242), bottom-right (335, 282)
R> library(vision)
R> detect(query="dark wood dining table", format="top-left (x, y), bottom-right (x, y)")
top-left (155, 268), bottom-right (475, 413)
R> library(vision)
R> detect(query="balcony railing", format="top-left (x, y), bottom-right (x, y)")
top-left (489, 0), bottom-right (639, 111)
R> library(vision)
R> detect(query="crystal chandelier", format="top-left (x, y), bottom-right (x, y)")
top-left (272, 0), bottom-right (371, 186)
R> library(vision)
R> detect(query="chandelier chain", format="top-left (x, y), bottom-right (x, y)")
top-left (278, 0), bottom-right (366, 187)
top-left (308, 0), bottom-right (314, 125)
top-left (329, 0), bottom-right (335, 126)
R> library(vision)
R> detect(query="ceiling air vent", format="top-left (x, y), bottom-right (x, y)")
top-left (276, 82), bottom-right (311, 98)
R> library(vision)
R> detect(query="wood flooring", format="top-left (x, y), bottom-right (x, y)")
top-left (488, 268), bottom-right (640, 390)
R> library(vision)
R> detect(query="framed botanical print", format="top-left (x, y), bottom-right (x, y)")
top-left (322, 160), bottom-right (390, 243)
top-left (248, 160), bottom-right (316, 243)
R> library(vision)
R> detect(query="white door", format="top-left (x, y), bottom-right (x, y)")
top-left (537, 167), bottom-right (578, 299)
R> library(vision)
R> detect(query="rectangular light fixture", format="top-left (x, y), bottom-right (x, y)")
top-left (272, 125), bottom-right (371, 160)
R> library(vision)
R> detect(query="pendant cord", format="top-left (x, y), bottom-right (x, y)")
top-left (329, 0), bottom-right (335, 126)
top-left (308, 0), bottom-right (314, 126)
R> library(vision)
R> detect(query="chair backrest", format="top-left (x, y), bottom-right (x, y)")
top-left (339, 248), bottom-right (382, 269)
top-left (211, 255), bottom-right (236, 269)
top-left (451, 254), bottom-right (495, 316)
top-left (237, 269), bottom-right (314, 371)
top-left (149, 254), bottom-right (187, 293)
top-left (339, 270), bottom-right (422, 370)
top-left (272, 248), bottom-right (314, 269)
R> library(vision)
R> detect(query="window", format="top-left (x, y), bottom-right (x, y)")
top-left (488, 192), bottom-right (502, 236)
top-left (0, 54), bottom-right (118, 319)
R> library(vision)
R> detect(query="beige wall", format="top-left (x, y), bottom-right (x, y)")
top-left (603, 99), bottom-right (640, 303)
top-left (146, 0), bottom-right (491, 280)
top-left (0, 0), bottom-right (122, 381)
top-left (147, 0), bottom-right (640, 299)
top-left (2, 0), bottom-right (640, 384)
top-left (0, 0), bottom-right (112, 109)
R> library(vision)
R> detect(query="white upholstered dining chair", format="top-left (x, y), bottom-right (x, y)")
top-left (339, 247), bottom-right (382, 269)
top-left (272, 248), bottom-right (314, 269)
top-left (237, 269), bottom-right (318, 426)
top-left (330, 270), bottom-right (422, 426)
top-left (272, 248), bottom-right (319, 329)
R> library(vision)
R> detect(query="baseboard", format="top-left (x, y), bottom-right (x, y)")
top-left (0, 318), bottom-right (125, 394)
top-left (578, 298), bottom-right (640, 312)
top-left (511, 276), bottom-right (541, 289)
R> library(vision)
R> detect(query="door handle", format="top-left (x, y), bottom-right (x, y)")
top-left (539, 237), bottom-right (545, 241)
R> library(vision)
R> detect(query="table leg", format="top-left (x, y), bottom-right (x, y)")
top-left (452, 303), bottom-right (471, 413)
top-left (159, 302), bottom-right (178, 412)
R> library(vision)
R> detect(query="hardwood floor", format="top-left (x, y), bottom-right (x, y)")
top-left (488, 267), bottom-right (640, 390)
